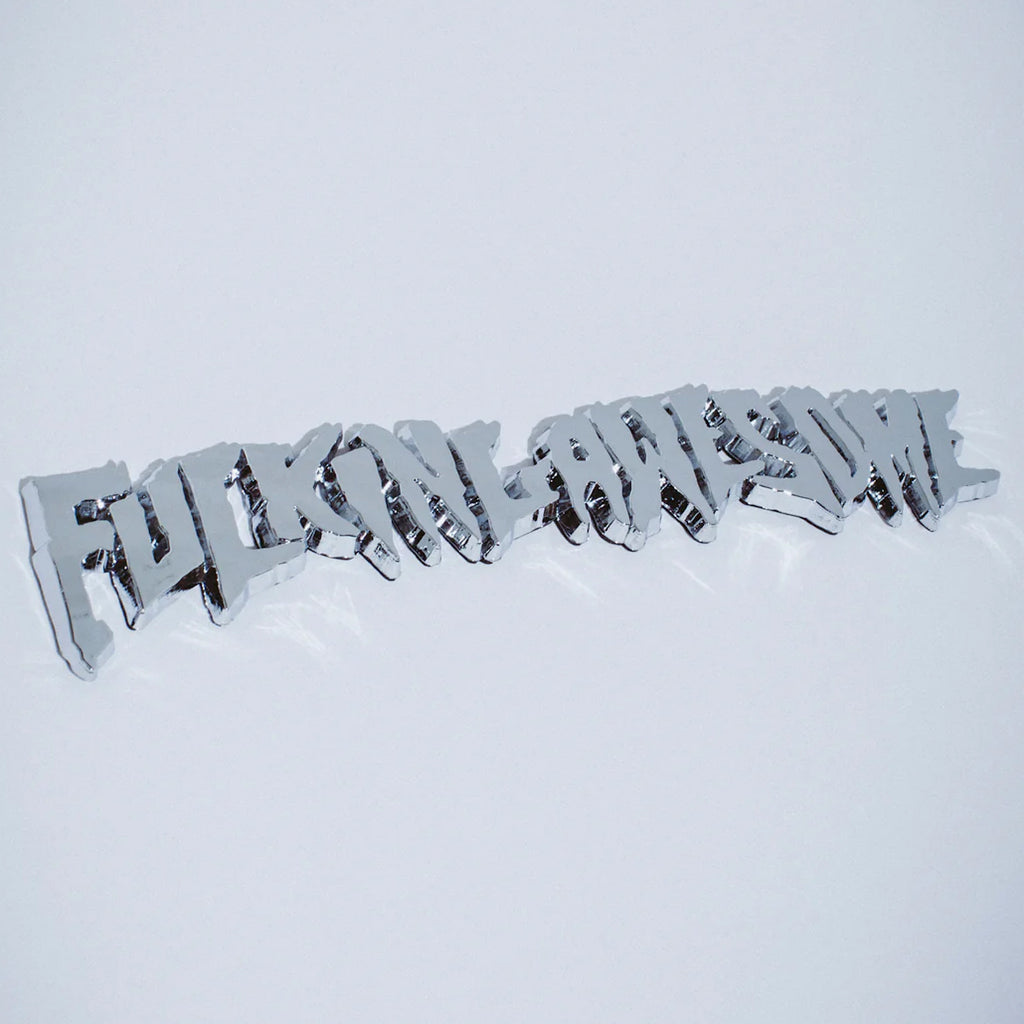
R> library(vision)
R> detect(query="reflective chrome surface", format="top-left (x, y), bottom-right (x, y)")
top-left (21, 387), bottom-right (1000, 678)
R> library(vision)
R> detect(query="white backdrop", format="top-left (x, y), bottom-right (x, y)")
top-left (3, 3), bottom-right (1023, 1022)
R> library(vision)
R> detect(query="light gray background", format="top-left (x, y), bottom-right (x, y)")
top-left (2, 2), bottom-right (1023, 1021)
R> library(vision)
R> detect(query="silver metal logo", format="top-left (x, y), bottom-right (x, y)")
top-left (21, 386), bottom-right (999, 678)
